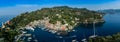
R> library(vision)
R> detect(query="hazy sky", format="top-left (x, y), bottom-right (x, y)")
top-left (0, 0), bottom-right (120, 15)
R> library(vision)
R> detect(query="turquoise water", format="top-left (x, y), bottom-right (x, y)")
top-left (0, 14), bottom-right (120, 42)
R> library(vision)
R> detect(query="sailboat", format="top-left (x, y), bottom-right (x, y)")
top-left (81, 34), bottom-right (87, 42)
top-left (89, 20), bottom-right (97, 38)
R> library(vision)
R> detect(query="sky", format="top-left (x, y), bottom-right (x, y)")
top-left (0, 0), bottom-right (120, 16)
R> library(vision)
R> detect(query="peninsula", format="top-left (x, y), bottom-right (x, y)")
top-left (0, 6), bottom-right (104, 42)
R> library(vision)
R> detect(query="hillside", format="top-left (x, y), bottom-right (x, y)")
top-left (0, 6), bottom-right (104, 42)
top-left (9, 6), bottom-right (104, 29)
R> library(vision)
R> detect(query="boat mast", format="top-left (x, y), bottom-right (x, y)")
top-left (93, 20), bottom-right (96, 36)
top-left (89, 14), bottom-right (97, 38)
top-left (93, 13), bottom-right (96, 36)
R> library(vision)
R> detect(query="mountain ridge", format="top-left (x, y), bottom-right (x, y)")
top-left (98, 9), bottom-right (120, 14)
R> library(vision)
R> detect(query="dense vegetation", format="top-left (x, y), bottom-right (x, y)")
top-left (0, 6), bottom-right (104, 42)
top-left (9, 6), bottom-right (104, 29)
top-left (0, 28), bottom-right (20, 42)
top-left (88, 33), bottom-right (120, 42)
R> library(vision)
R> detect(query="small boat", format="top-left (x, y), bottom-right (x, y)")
top-left (81, 34), bottom-right (87, 42)
top-left (25, 26), bottom-right (34, 31)
top-left (28, 37), bottom-right (32, 41)
top-left (48, 30), bottom-right (52, 33)
top-left (24, 34), bottom-right (32, 36)
top-left (71, 35), bottom-right (76, 38)
top-left (45, 28), bottom-right (49, 31)
top-left (72, 30), bottom-right (75, 32)
top-left (22, 31), bottom-right (27, 34)
top-left (81, 39), bottom-right (87, 42)
top-left (51, 30), bottom-right (57, 34)
top-left (59, 36), bottom-right (63, 38)
top-left (57, 32), bottom-right (61, 35)
top-left (89, 35), bottom-right (97, 38)
top-left (72, 39), bottom-right (78, 42)
top-left (41, 28), bottom-right (45, 30)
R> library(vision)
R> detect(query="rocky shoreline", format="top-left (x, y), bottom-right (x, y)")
top-left (20, 17), bottom-right (105, 35)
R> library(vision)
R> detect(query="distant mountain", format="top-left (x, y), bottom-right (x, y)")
top-left (98, 9), bottom-right (120, 14)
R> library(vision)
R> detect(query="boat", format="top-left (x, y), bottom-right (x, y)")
top-left (51, 30), bottom-right (57, 34)
top-left (72, 30), bottom-right (75, 32)
top-left (41, 27), bottom-right (46, 30)
top-left (25, 26), bottom-right (34, 31)
top-left (24, 34), bottom-right (32, 36)
top-left (72, 39), bottom-right (78, 42)
top-left (28, 37), bottom-right (32, 41)
top-left (59, 36), bottom-right (63, 38)
top-left (89, 20), bottom-right (97, 38)
top-left (22, 31), bottom-right (27, 34)
top-left (81, 34), bottom-right (87, 42)
top-left (81, 39), bottom-right (87, 42)
top-left (71, 35), bottom-right (76, 38)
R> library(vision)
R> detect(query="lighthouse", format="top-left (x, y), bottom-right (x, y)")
top-left (1, 22), bottom-right (5, 28)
